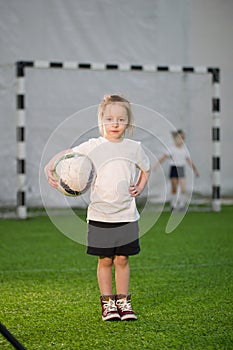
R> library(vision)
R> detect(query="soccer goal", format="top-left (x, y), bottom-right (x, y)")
top-left (15, 61), bottom-right (221, 219)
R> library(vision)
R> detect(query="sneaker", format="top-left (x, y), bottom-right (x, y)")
top-left (116, 294), bottom-right (137, 321)
top-left (100, 295), bottom-right (121, 321)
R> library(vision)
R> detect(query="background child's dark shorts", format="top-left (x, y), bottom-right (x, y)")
top-left (169, 165), bottom-right (185, 178)
top-left (87, 220), bottom-right (140, 257)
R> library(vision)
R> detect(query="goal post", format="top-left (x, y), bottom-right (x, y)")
top-left (15, 61), bottom-right (221, 219)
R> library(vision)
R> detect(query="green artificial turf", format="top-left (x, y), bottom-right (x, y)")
top-left (0, 207), bottom-right (232, 349)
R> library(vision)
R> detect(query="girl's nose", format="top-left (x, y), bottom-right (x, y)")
top-left (112, 120), bottom-right (119, 126)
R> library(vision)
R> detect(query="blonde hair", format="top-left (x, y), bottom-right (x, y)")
top-left (98, 94), bottom-right (134, 136)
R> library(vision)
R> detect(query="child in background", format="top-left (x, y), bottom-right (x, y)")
top-left (155, 130), bottom-right (199, 211)
top-left (45, 95), bottom-right (150, 321)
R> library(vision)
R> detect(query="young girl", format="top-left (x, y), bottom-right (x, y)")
top-left (45, 95), bottom-right (150, 321)
top-left (155, 130), bottom-right (199, 211)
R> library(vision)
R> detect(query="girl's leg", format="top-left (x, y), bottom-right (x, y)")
top-left (97, 256), bottom-right (113, 295)
top-left (179, 177), bottom-right (186, 194)
top-left (170, 178), bottom-right (178, 209)
top-left (178, 178), bottom-right (186, 208)
top-left (98, 256), bottom-right (121, 321)
top-left (171, 177), bottom-right (178, 194)
top-left (114, 255), bottom-right (137, 320)
top-left (114, 255), bottom-right (130, 295)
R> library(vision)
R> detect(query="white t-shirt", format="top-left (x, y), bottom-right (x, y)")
top-left (166, 145), bottom-right (189, 167)
top-left (73, 137), bottom-right (150, 223)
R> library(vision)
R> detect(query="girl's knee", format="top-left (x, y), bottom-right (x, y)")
top-left (98, 256), bottom-right (113, 267)
top-left (114, 255), bottom-right (128, 267)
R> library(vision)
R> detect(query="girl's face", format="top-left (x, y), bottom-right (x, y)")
top-left (102, 103), bottom-right (129, 142)
top-left (174, 133), bottom-right (185, 147)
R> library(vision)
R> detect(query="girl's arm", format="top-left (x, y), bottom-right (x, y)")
top-left (44, 148), bottom-right (73, 188)
top-left (186, 157), bottom-right (199, 177)
top-left (154, 154), bottom-right (168, 171)
top-left (129, 170), bottom-right (150, 197)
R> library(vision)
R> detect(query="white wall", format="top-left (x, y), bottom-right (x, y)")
top-left (189, 0), bottom-right (233, 197)
top-left (0, 0), bottom-right (232, 208)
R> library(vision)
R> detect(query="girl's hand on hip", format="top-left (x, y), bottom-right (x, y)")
top-left (129, 185), bottom-right (141, 197)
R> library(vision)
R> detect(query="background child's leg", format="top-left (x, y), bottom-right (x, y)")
top-left (97, 257), bottom-right (113, 295)
top-left (114, 255), bottom-right (130, 295)
top-left (170, 177), bottom-right (178, 209)
top-left (179, 178), bottom-right (186, 208)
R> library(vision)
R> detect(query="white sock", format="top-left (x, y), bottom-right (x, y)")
top-left (179, 194), bottom-right (186, 208)
top-left (170, 194), bottom-right (177, 208)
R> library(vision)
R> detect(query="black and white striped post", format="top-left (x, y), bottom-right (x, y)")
top-left (15, 61), bottom-right (221, 218)
top-left (210, 68), bottom-right (221, 212)
top-left (16, 61), bottom-right (29, 219)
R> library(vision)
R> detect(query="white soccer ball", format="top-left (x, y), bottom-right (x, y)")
top-left (54, 153), bottom-right (95, 196)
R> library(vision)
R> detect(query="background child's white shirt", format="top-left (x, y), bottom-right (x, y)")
top-left (73, 137), bottom-right (150, 223)
top-left (166, 145), bottom-right (189, 166)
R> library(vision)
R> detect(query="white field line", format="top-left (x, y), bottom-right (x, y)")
top-left (0, 262), bottom-right (232, 274)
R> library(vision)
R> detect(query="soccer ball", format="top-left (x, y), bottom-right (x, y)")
top-left (54, 153), bottom-right (95, 196)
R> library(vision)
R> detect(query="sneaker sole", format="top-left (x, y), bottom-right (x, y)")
top-left (102, 314), bottom-right (121, 321)
top-left (120, 314), bottom-right (137, 321)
